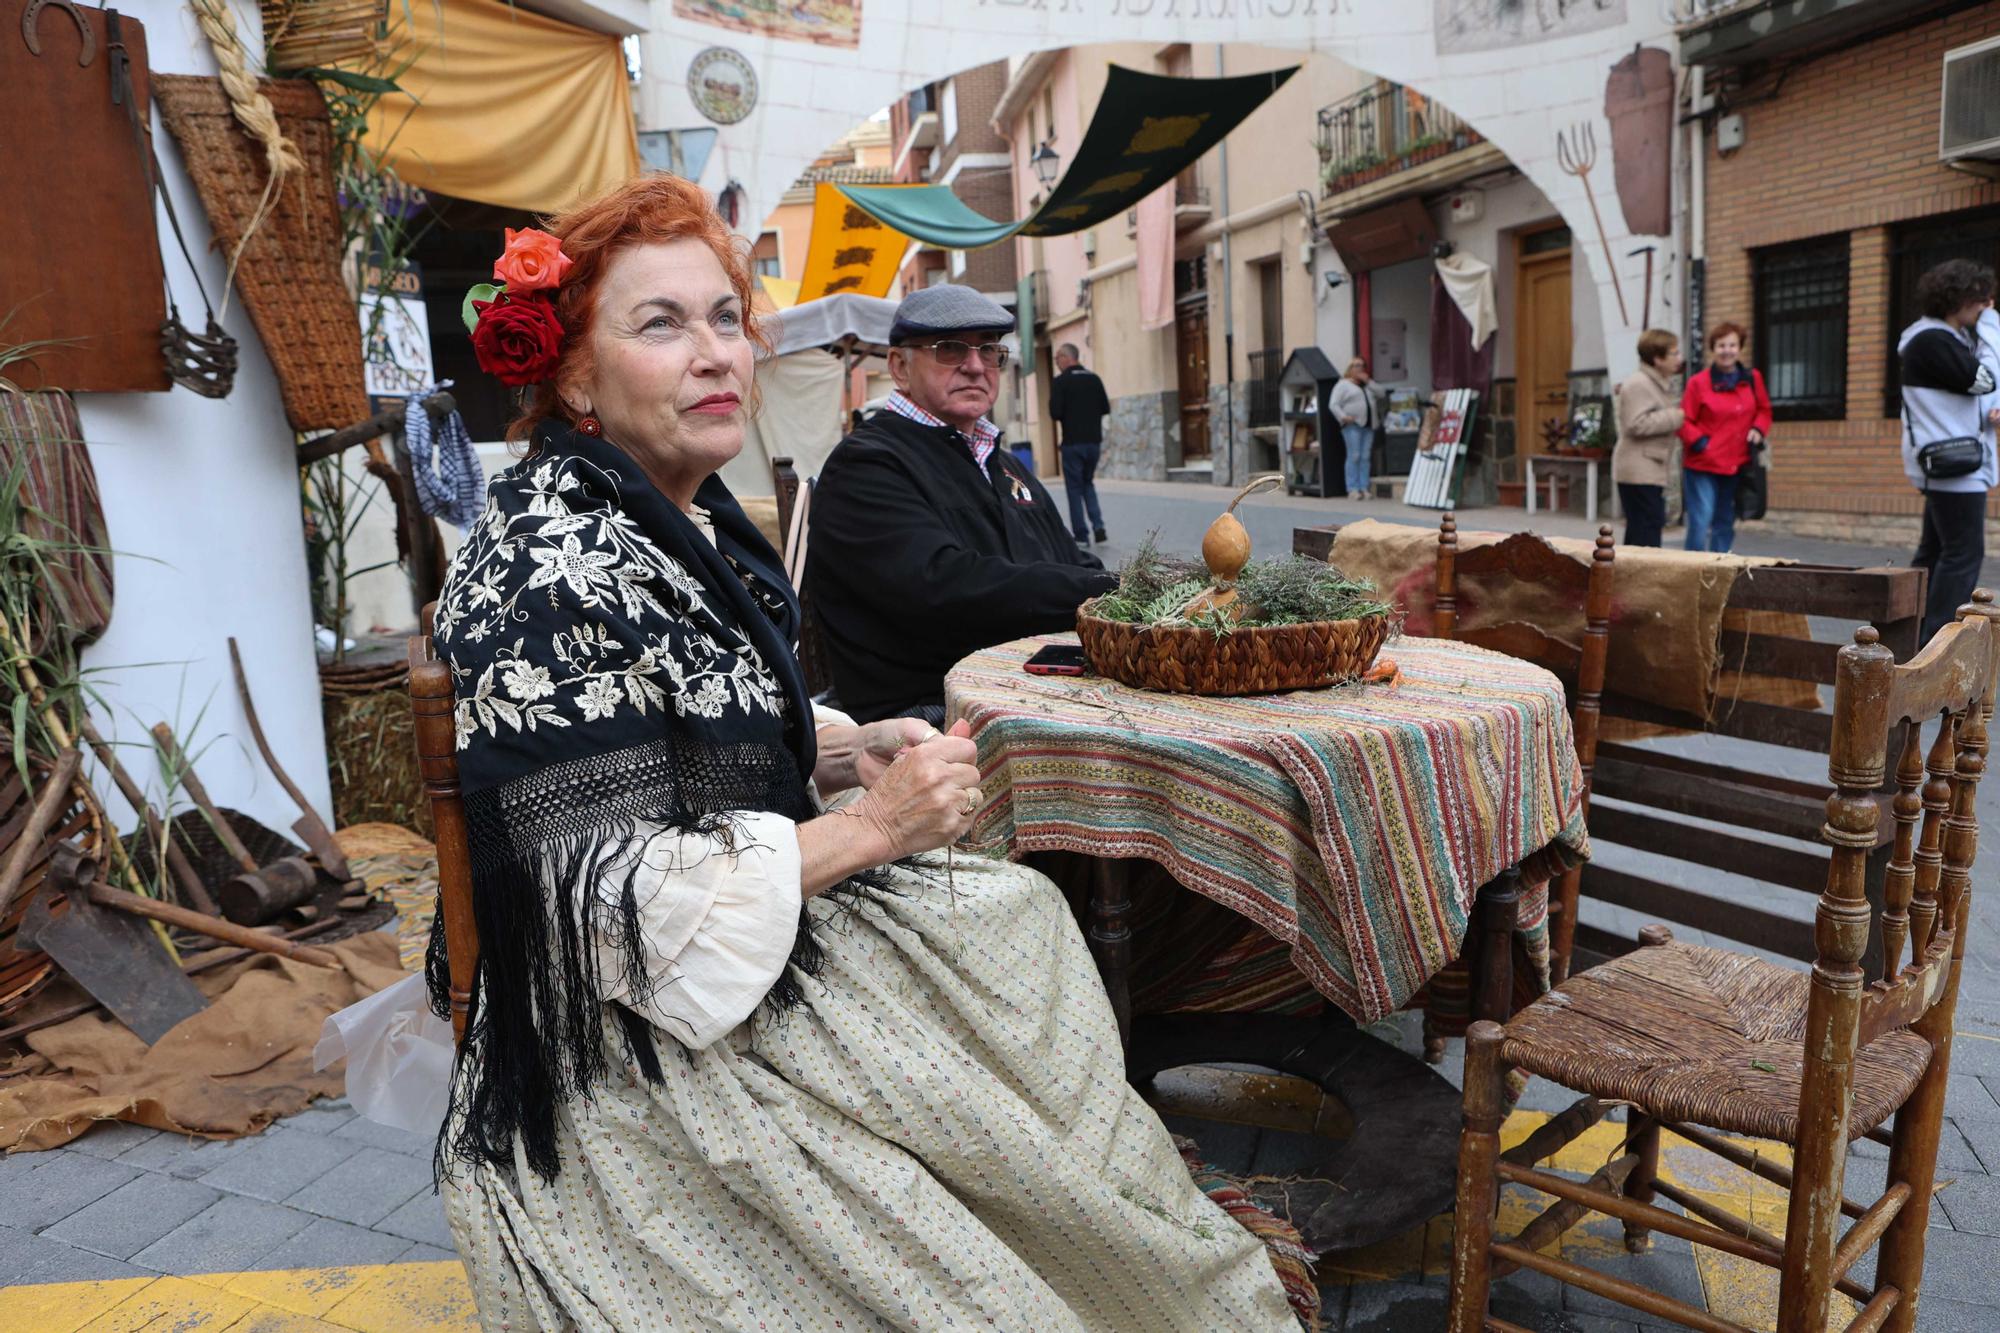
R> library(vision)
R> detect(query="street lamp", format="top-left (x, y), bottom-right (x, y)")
top-left (1030, 139), bottom-right (1061, 189)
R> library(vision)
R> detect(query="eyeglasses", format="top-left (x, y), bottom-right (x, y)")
top-left (917, 339), bottom-right (1011, 369)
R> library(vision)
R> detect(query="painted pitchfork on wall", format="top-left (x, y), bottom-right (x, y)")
top-left (1556, 122), bottom-right (1630, 327)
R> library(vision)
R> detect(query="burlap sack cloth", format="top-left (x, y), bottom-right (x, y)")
top-left (0, 933), bottom-right (404, 1152)
top-left (1329, 519), bottom-right (1819, 722)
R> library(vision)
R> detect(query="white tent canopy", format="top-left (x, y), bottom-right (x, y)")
top-left (770, 293), bottom-right (898, 358)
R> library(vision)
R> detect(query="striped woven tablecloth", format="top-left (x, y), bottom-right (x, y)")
top-left (945, 634), bottom-right (1591, 1024)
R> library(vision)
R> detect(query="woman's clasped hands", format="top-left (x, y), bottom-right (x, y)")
top-left (851, 719), bottom-right (983, 859)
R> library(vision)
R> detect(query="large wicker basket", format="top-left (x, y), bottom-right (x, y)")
top-left (1076, 602), bottom-right (1391, 696)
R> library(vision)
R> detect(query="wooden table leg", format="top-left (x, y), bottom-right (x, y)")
top-left (1088, 856), bottom-right (1134, 1048)
top-left (1473, 868), bottom-right (1522, 1029)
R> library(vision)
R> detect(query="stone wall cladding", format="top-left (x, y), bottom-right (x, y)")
top-left (1206, 382), bottom-right (1252, 487)
top-left (1103, 390), bottom-right (1176, 481)
top-left (1702, 1), bottom-right (2000, 521)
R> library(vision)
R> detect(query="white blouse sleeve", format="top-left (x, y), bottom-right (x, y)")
top-left (811, 700), bottom-right (858, 731)
top-left (585, 812), bottom-right (803, 1049)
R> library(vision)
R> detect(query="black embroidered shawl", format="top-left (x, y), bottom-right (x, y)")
top-left (426, 420), bottom-right (841, 1181)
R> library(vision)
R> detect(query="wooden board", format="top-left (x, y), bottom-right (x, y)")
top-left (1, 7), bottom-right (168, 391)
top-left (1404, 388), bottom-right (1476, 509)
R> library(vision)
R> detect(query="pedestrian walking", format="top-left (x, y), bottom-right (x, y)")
top-left (1328, 358), bottom-right (1377, 500)
top-left (1050, 342), bottom-right (1112, 544)
top-left (1898, 258), bottom-right (2000, 643)
top-left (1677, 322), bottom-right (1770, 553)
top-left (1611, 329), bottom-right (1684, 547)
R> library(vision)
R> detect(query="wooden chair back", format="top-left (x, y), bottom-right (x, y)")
top-left (1433, 513), bottom-right (1617, 981)
top-left (408, 608), bottom-right (478, 1046)
top-left (772, 456), bottom-right (835, 698)
top-left (1825, 592), bottom-right (1997, 1047)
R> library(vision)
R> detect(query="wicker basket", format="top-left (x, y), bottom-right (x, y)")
top-left (1076, 603), bottom-right (1391, 696)
top-left (153, 75), bottom-right (369, 432)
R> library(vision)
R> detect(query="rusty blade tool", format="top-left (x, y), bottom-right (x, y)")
top-left (227, 637), bottom-right (351, 882)
top-left (17, 845), bottom-right (210, 1044)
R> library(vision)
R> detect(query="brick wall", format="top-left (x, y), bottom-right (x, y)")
top-left (1703, 1), bottom-right (2000, 523)
top-left (947, 62), bottom-right (1011, 157)
top-left (954, 168), bottom-right (1018, 293)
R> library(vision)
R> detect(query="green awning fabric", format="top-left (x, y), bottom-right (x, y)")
top-left (839, 64), bottom-right (1297, 250)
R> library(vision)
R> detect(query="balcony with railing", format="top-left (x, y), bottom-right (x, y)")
top-left (1675, 0), bottom-right (1944, 67)
top-left (1316, 83), bottom-right (1483, 200)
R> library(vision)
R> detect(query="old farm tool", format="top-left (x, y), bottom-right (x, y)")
top-left (17, 844), bottom-right (208, 1044)
top-left (75, 717), bottom-right (217, 914)
top-left (153, 721), bottom-right (316, 925)
top-left (1556, 122), bottom-right (1629, 326)
top-left (227, 637), bottom-right (352, 883)
top-left (1628, 244), bottom-right (1657, 329)
top-left (85, 882), bottom-right (340, 967)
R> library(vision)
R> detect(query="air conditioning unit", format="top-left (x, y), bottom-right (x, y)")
top-left (1940, 35), bottom-right (2000, 174)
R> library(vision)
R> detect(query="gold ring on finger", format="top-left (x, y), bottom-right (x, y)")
top-left (960, 788), bottom-right (980, 816)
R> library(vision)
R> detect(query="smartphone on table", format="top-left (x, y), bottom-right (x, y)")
top-left (1023, 644), bottom-right (1091, 677)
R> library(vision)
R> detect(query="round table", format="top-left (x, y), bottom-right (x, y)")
top-left (944, 633), bottom-right (1590, 1252)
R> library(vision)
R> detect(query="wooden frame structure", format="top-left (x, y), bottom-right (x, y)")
top-left (1433, 513), bottom-right (1614, 986)
top-left (408, 617), bottom-right (477, 1045)
top-left (1447, 591), bottom-right (1999, 1333)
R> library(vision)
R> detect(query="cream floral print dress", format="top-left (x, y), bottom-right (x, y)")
top-left (424, 423), bottom-right (1297, 1331)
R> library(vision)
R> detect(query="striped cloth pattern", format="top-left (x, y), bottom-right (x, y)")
top-left (945, 635), bottom-right (1589, 1024)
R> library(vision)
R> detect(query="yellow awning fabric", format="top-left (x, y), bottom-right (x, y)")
top-left (758, 274), bottom-right (802, 309)
top-left (795, 183), bottom-right (915, 302)
top-left (363, 0), bottom-right (641, 214)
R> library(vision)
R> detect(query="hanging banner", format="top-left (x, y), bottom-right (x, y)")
top-left (795, 182), bottom-right (917, 301)
top-left (838, 65), bottom-right (1296, 250)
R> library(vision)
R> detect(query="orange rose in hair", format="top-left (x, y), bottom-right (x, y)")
top-left (493, 227), bottom-right (573, 293)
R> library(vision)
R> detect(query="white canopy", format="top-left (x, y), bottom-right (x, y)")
top-left (771, 293), bottom-right (900, 359)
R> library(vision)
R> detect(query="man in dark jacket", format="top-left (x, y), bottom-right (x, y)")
top-left (808, 287), bottom-right (1118, 724)
top-left (1050, 343), bottom-right (1113, 545)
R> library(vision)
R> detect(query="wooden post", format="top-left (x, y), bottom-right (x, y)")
top-left (408, 636), bottom-right (479, 1044)
top-left (1435, 511), bottom-right (1459, 639)
top-left (1087, 856), bottom-right (1134, 1049)
top-left (1473, 867), bottom-right (1521, 1028)
top-left (1780, 627), bottom-right (1891, 1332)
top-left (1446, 1019), bottom-right (1506, 1332)
top-left (1553, 524), bottom-right (1616, 984)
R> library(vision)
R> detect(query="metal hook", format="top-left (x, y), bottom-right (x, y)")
top-left (22, 0), bottom-right (96, 66)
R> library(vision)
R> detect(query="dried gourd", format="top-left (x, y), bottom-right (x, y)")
top-left (1185, 476), bottom-right (1281, 621)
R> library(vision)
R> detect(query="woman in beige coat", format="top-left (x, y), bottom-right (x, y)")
top-left (1611, 329), bottom-right (1685, 546)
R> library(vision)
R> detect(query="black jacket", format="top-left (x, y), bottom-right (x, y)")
top-left (1049, 365), bottom-right (1112, 445)
top-left (807, 410), bottom-right (1117, 721)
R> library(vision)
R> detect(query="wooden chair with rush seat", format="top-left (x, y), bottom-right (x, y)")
top-left (1446, 590), bottom-right (1999, 1333)
top-left (1430, 513), bottom-right (1616, 1051)
top-left (408, 615), bottom-right (478, 1046)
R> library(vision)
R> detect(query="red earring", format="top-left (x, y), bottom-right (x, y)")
top-left (577, 414), bottom-right (602, 437)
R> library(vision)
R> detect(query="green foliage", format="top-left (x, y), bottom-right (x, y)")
top-left (1096, 539), bottom-right (1390, 633)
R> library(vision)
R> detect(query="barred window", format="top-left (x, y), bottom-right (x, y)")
top-left (1753, 238), bottom-right (1848, 421)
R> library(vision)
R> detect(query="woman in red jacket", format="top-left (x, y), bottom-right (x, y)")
top-left (1677, 322), bottom-right (1771, 552)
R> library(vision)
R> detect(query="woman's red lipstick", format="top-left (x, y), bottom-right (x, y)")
top-left (688, 392), bottom-right (740, 415)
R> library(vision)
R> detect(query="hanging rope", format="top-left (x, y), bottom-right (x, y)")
top-left (187, 0), bottom-right (305, 309)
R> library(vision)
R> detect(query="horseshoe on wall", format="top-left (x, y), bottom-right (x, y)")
top-left (22, 0), bottom-right (96, 66)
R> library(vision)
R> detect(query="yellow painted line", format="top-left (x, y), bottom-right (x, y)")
top-left (0, 1261), bottom-right (473, 1333)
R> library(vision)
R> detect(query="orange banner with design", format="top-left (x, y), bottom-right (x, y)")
top-left (795, 183), bottom-right (916, 302)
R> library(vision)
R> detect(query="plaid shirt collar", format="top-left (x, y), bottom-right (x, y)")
top-left (884, 391), bottom-right (1000, 464)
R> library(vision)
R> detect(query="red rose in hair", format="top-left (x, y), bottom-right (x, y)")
top-left (471, 294), bottom-right (563, 386)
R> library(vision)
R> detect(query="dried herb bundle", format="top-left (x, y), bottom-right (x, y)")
top-left (1094, 541), bottom-right (1390, 633)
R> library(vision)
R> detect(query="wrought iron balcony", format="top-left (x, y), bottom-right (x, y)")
top-left (1316, 83), bottom-right (1482, 199)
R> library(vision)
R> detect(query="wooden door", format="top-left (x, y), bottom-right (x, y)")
top-left (1176, 303), bottom-right (1211, 460)
top-left (1515, 227), bottom-right (1573, 457)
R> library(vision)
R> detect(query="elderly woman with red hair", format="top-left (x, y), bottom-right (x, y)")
top-left (422, 174), bottom-right (1296, 1331)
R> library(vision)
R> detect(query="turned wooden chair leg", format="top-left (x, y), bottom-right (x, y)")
top-left (1874, 986), bottom-right (1961, 1333)
top-left (1423, 1013), bottom-right (1447, 1064)
top-left (1473, 869), bottom-right (1521, 1028)
top-left (1622, 1116), bottom-right (1662, 1253)
top-left (1447, 1020), bottom-right (1508, 1333)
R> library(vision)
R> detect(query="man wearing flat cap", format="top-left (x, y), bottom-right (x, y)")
top-left (808, 285), bottom-right (1118, 723)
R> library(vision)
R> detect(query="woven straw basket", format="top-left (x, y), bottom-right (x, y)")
top-left (1076, 603), bottom-right (1390, 696)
